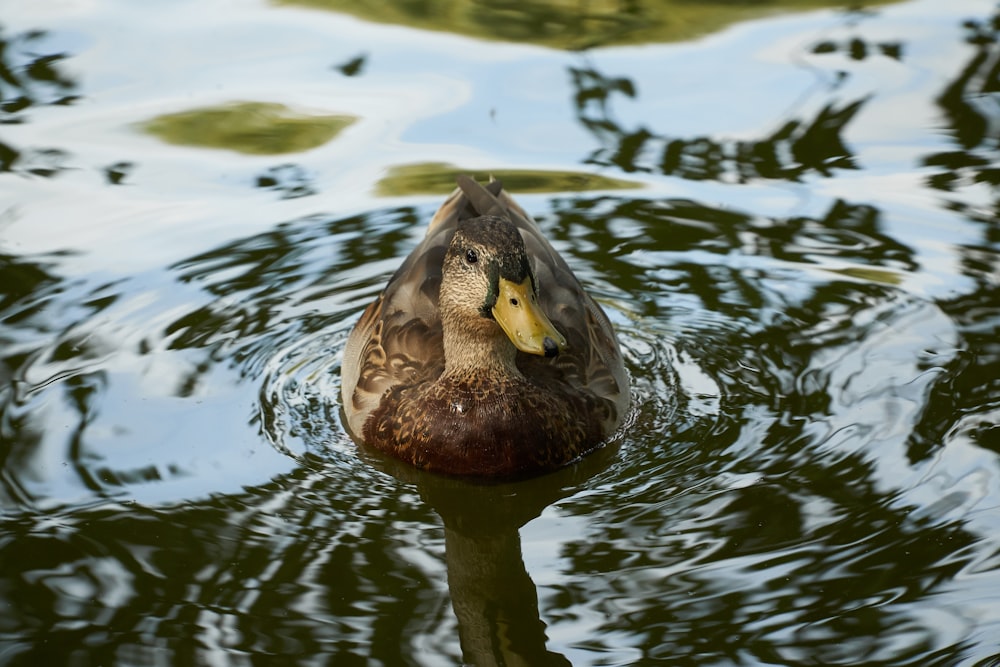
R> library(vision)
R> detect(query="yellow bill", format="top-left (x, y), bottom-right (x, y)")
top-left (493, 278), bottom-right (567, 357)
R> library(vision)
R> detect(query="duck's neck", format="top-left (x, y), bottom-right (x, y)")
top-left (441, 318), bottom-right (522, 379)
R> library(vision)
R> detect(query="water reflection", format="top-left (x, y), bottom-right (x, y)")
top-left (255, 163), bottom-right (318, 199)
top-left (0, 238), bottom-right (981, 663)
top-left (0, 26), bottom-right (80, 122)
top-left (571, 61), bottom-right (867, 182)
top-left (372, 454), bottom-right (621, 665)
top-left (0, 450), bottom-right (618, 664)
top-left (911, 3), bottom-right (1000, 464)
top-left (142, 102), bottom-right (357, 156)
top-left (0, 26), bottom-right (79, 178)
top-left (0, 144), bottom-right (72, 178)
top-left (929, 5), bottom-right (1000, 173)
top-left (0, 188), bottom-right (992, 662)
top-left (334, 52), bottom-right (367, 76)
top-left (810, 35), bottom-right (904, 61)
top-left (0, 467), bottom-right (434, 663)
top-left (103, 161), bottom-right (133, 186)
top-left (242, 192), bottom-right (975, 661)
top-left (277, 0), bottom-right (901, 49)
top-left (2, 0), bottom-right (1000, 663)
top-left (0, 253), bottom-right (104, 505)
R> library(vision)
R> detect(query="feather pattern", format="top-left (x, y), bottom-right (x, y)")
top-left (341, 177), bottom-right (629, 478)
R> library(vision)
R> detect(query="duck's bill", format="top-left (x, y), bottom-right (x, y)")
top-left (493, 278), bottom-right (567, 357)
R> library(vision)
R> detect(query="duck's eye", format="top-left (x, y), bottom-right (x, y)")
top-left (465, 249), bottom-right (478, 264)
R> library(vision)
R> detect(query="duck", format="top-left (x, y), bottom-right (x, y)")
top-left (341, 175), bottom-right (629, 478)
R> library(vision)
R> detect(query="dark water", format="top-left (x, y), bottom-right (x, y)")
top-left (2, 0), bottom-right (1000, 664)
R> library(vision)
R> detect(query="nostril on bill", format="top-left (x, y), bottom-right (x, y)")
top-left (543, 336), bottom-right (559, 357)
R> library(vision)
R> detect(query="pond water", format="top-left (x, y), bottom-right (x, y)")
top-left (2, 0), bottom-right (1000, 664)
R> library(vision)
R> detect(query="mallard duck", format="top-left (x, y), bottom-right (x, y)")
top-left (341, 176), bottom-right (629, 478)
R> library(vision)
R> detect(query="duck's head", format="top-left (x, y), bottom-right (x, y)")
top-left (441, 215), bottom-right (567, 358)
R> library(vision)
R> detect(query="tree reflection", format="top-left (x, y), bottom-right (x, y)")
top-left (0, 254), bottom-right (60, 506)
top-left (255, 163), bottom-right (318, 199)
top-left (569, 63), bottom-right (867, 182)
top-left (0, 253), bottom-right (164, 505)
top-left (166, 205), bottom-right (421, 370)
top-left (3, 1), bottom-right (1000, 661)
top-left (0, 25), bottom-right (79, 177)
top-left (0, 26), bottom-right (79, 123)
top-left (907, 3), bottom-right (1000, 463)
top-left (810, 36), bottom-right (903, 61)
top-left (541, 209), bottom-right (973, 662)
top-left (568, 16), bottom-right (912, 183)
top-left (549, 280), bottom-right (978, 662)
top-left (334, 52), bottom-right (367, 76)
top-left (0, 145), bottom-right (72, 178)
top-left (0, 453), bottom-right (603, 664)
top-left (278, 0), bottom-right (903, 50)
top-left (0, 249), bottom-right (980, 664)
top-left (923, 8), bottom-right (1000, 199)
top-left (0, 184), bottom-right (987, 663)
top-left (540, 193), bottom-right (915, 313)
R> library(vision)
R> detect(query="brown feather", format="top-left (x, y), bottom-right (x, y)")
top-left (341, 177), bottom-right (629, 478)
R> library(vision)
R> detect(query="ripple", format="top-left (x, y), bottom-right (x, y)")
top-left (4, 0), bottom-right (1000, 661)
top-left (258, 325), bottom-right (353, 463)
top-left (0, 198), bottom-right (991, 667)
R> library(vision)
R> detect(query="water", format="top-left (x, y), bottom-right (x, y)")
top-left (1, 0), bottom-right (999, 664)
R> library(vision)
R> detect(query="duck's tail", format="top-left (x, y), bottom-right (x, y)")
top-left (426, 175), bottom-right (513, 235)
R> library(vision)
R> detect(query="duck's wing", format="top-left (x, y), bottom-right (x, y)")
top-left (456, 177), bottom-right (631, 432)
top-left (341, 229), bottom-right (445, 437)
top-left (341, 181), bottom-right (504, 437)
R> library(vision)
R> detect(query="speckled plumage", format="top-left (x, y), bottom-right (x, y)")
top-left (341, 176), bottom-right (629, 478)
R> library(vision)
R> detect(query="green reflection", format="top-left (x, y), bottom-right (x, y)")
top-left (376, 162), bottom-right (640, 195)
top-left (830, 266), bottom-right (901, 285)
top-left (275, 0), bottom-right (899, 49)
top-left (142, 101), bottom-right (356, 155)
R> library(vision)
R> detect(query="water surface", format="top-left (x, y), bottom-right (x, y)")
top-left (1, 0), bottom-right (999, 664)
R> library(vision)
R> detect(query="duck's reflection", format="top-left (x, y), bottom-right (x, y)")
top-left (365, 445), bottom-right (618, 666)
top-left (444, 524), bottom-right (569, 666)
